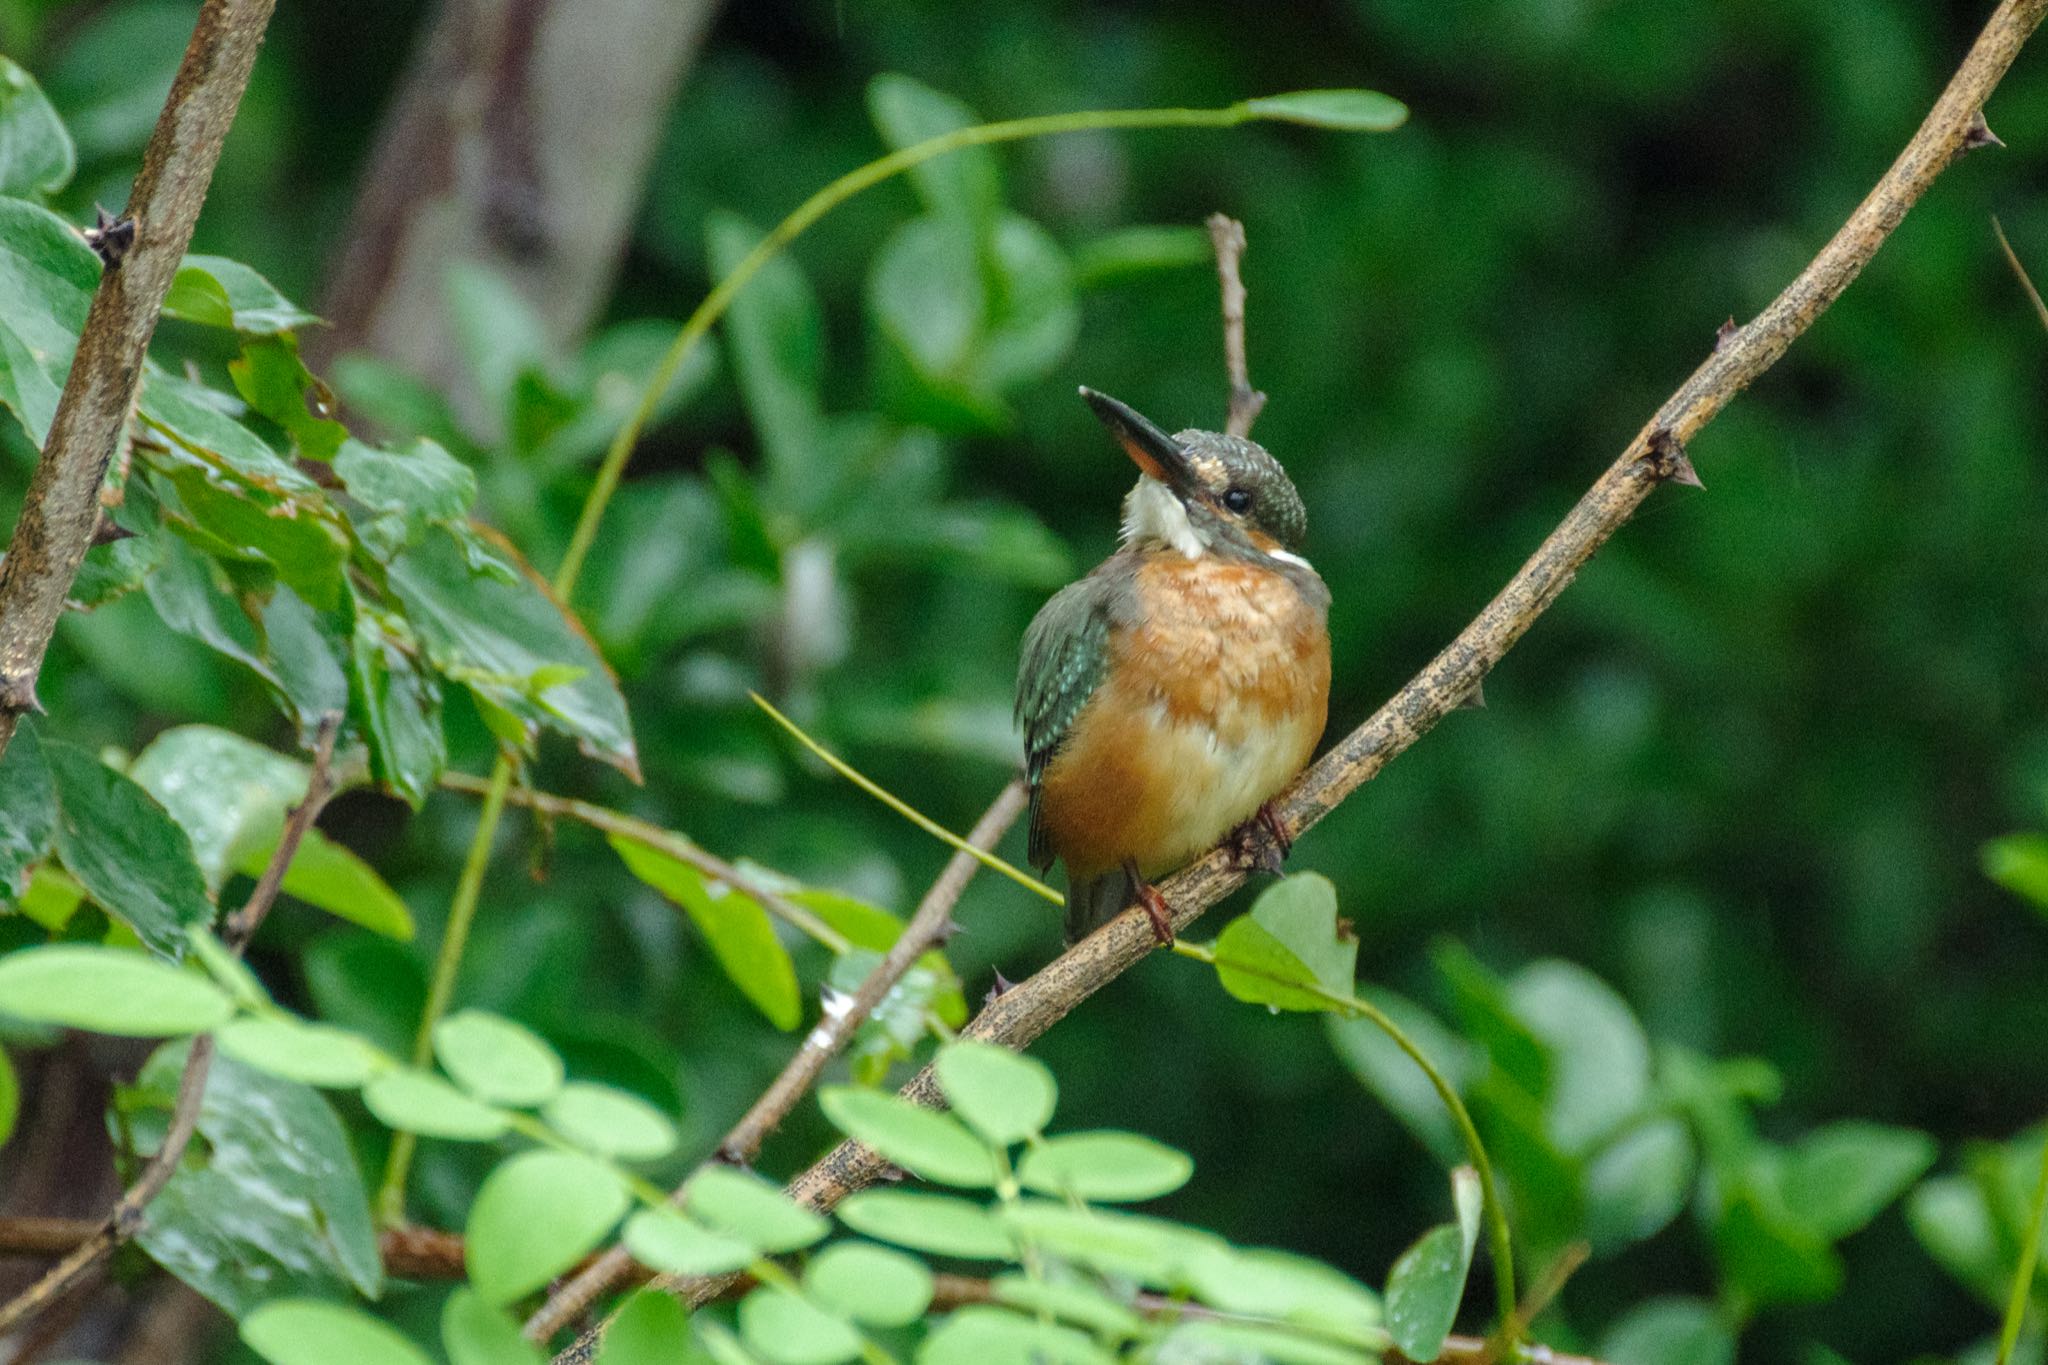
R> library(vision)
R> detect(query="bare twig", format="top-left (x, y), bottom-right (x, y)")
top-left (523, 781), bottom-right (1029, 1343)
top-left (1992, 215), bottom-right (2048, 331)
top-left (0, 0), bottom-right (278, 766)
top-left (1207, 213), bottom-right (1267, 438)
top-left (438, 771), bottom-right (850, 950)
top-left (0, 715), bottom-right (342, 1339)
top-left (545, 4), bottom-right (2044, 1359)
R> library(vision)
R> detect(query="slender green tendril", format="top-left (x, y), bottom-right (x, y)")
top-left (1171, 938), bottom-right (1520, 1343)
top-left (1998, 1126), bottom-right (2048, 1365)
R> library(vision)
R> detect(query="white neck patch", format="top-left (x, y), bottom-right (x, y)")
top-left (1121, 477), bottom-right (1207, 559)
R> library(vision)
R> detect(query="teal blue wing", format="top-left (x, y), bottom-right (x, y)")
top-left (1015, 577), bottom-right (1114, 870)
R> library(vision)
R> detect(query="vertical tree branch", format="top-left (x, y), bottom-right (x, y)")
top-left (523, 781), bottom-right (1029, 1343)
top-left (0, 0), bottom-right (279, 767)
top-left (1206, 212), bottom-right (1266, 438)
top-left (0, 715), bottom-right (341, 1339)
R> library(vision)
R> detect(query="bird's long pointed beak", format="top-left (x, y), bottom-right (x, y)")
top-left (1078, 387), bottom-right (1196, 493)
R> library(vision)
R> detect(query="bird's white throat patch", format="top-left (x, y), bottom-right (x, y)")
top-left (1121, 477), bottom-right (1207, 559)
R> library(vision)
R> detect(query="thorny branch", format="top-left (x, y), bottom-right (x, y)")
top-left (0, 715), bottom-right (343, 1339)
top-left (551, 0), bottom-right (2046, 1356)
top-left (521, 781), bottom-right (1030, 1343)
top-left (0, 0), bottom-right (278, 767)
top-left (1207, 212), bottom-right (1266, 438)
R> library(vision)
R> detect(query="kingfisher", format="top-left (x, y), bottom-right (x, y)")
top-left (1017, 388), bottom-right (1331, 944)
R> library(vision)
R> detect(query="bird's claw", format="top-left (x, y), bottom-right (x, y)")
top-left (1231, 801), bottom-right (1293, 875)
top-left (1135, 881), bottom-right (1176, 947)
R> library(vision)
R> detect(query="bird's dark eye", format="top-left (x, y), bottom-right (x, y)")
top-left (1223, 487), bottom-right (1253, 514)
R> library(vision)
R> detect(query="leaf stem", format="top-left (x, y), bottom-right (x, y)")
top-left (1997, 1126), bottom-right (2048, 1365)
top-left (751, 692), bottom-right (1063, 908)
top-left (550, 103), bottom-right (1250, 601)
top-left (379, 755), bottom-right (512, 1224)
top-left (1170, 939), bottom-right (1518, 1342)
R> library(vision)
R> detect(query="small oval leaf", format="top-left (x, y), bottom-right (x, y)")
top-left (819, 1085), bottom-right (995, 1187)
top-left (805, 1241), bottom-right (934, 1326)
top-left (1017, 1131), bottom-right (1193, 1203)
top-left (1243, 89), bottom-right (1409, 132)
top-left (836, 1190), bottom-right (1015, 1260)
top-left (543, 1081), bottom-right (679, 1160)
top-left (242, 1298), bottom-right (433, 1365)
top-left (433, 1008), bottom-right (565, 1107)
top-left (466, 1150), bottom-right (630, 1306)
top-left (933, 1041), bottom-right (1056, 1146)
top-left (622, 1209), bottom-right (757, 1276)
top-left (362, 1068), bottom-right (512, 1141)
top-left (219, 1015), bottom-right (378, 1088)
top-left (0, 945), bottom-right (232, 1036)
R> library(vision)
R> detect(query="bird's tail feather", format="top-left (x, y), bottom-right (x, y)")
top-left (1064, 866), bottom-right (1136, 944)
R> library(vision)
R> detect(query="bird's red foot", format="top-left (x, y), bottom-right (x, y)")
top-left (1121, 860), bottom-right (1175, 946)
top-left (1231, 800), bottom-right (1293, 875)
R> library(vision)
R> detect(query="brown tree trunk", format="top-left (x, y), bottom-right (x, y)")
top-left (314, 0), bottom-right (721, 414)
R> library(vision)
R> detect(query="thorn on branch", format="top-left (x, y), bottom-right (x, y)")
top-left (0, 672), bottom-right (44, 716)
top-left (1963, 110), bottom-right (2004, 151)
top-left (83, 206), bottom-right (137, 268)
top-left (1713, 317), bottom-right (1740, 352)
top-left (1643, 428), bottom-right (1704, 489)
top-left (1457, 678), bottom-right (1487, 711)
top-left (984, 969), bottom-right (1016, 1006)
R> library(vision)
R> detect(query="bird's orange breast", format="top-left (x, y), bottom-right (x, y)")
top-left (1037, 554), bottom-right (1330, 880)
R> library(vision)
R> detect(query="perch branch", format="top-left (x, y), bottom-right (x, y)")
top-left (0, 0), bottom-right (278, 766)
top-left (546, 2), bottom-right (2044, 1358)
top-left (523, 780), bottom-right (1029, 1342)
top-left (1207, 213), bottom-right (1266, 437)
top-left (0, 715), bottom-right (342, 1338)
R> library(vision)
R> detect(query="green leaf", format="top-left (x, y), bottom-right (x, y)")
top-left (597, 1288), bottom-right (696, 1365)
top-left (362, 1067), bottom-right (513, 1141)
top-left (1984, 832), bottom-right (2048, 911)
top-left (1070, 225), bottom-right (1213, 287)
top-left (243, 1299), bottom-right (433, 1365)
top-left (1907, 1173), bottom-right (2006, 1306)
top-left (335, 437), bottom-right (479, 560)
top-left (1018, 1132), bottom-right (1194, 1203)
top-left (155, 462), bottom-right (349, 610)
top-left (990, 1275), bottom-right (1144, 1337)
top-left (43, 739), bottom-right (215, 960)
top-left (433, 1008), bottom-right (566, 1107)
top-left (707, 211), bottom-right (823, 503)
top-left (1778, 1121), bottom-right (1936, 1241)
top-left (0, 197), bottom-right (97, 446)
top-left (805, 1242), bottom-right (934, 1326)
top-left (135, 1043), bottom-right (383, 1314)
top-left (688, 1166), bottom-right (830, 1252)
top-left (0, 722), bottom-right (55, 902)
top-left (1584, 1118), bottom-right (1697, 1251)
top-left (933, 1040), bottom-right (1057, 1145)
top-left (165, 256), bottom-right (322, 334)
top-left (229, 335), bottom-right (346, 461)
top-left (1597, 1297), bottom-right (1735, 1365)
top-left (837, 1189), bottom-right (1015, 1260)
top-left (1184, 1248), bottom-right (1384, 1347)
top-left (919, 1306), bottom-right (1111, 1365)
top-left (819, 1085), bottom-right (996, 1187)
top-left (1508, 959), bottom-right (1651, 1153)
top-left (1709, 1179), bottom-right (1842, 1308)
top-left (543, 1080), bottom-right (680, 1160)
top-left (139, 369), bottom-right (321, 495)
top-left (0, 945), bottom-right (230, 1036)
top-left (443, 1288), bottom-right (546, 1365)
top-left (466, 1149), bottom-right (630, 1305)
top-left (0, 58), bottom-right (75, 197)
top-left (1243, 89), bottom-right (1410, 131)
top-left (385, 524), bottom-right (639, 778)
top-left (739, 1286), bottom-right (863, 1365)
top-left (218, 1015), bottom-right (379, 1088)
top-left (1000, 1202), bottom-right (1224, 1287)
top-left (350, 595), bottom-right (447, 808)
top-left (611, 834), bottom-right (799, 1029)
top-left (1383, 1166), bottom-right (1482, 1361)
top-left (128, 725), bottom-right (414, 939)
top-left (867, 74), bottom-right (1001, 229)
top-left (1213, 873), bottom-right (1355, 1012)
top-left (622, 1208), bottom-right (757, 1276)
top-left (1159, 1321), bottom-right (1366, 1365)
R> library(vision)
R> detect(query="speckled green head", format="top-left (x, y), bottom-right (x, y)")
top-left (1078, 387), bottom-right (1309, 558)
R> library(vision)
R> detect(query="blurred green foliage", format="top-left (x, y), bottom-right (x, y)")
top-left (2, 0), bottom-right (2048, 1360)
